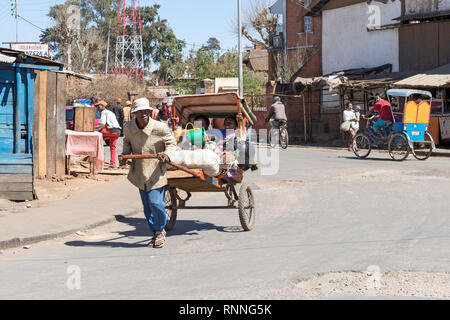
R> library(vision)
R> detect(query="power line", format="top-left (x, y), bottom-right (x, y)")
top-left (17, 0), bottom-right (60, 7)
top-left (18, 14), bottom-right (45, 31)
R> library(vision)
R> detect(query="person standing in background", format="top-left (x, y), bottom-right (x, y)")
top-left (113, 98), bottom-right (124, 134)
top-left (159, 102), bottom-right (169, 124)
top-left (343, 102), bottom-right (358, 152)
top-left (95, 101), bottom-right (122, 168)
top-left (354, 105), bottom-right (361, 133)
top-left (123, 101), bottom-right (133, 124)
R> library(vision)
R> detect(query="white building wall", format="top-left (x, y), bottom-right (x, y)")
top-left (214, 78), bottom-right (238, 94)
top-left (322, 1), bottom-right (401, 76)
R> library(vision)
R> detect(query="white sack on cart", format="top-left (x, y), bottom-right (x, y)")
top-left (171, 150), bottom-right (221, 177)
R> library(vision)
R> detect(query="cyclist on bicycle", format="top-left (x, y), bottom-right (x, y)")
top-left (265, 96), bottom-right (287, 130)
top-left (366, 95), bottom-right (394, 138)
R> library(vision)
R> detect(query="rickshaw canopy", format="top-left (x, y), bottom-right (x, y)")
top-left (386, 89), bottom-right (432, 98)
top-left (172, 93), bottom-right (246, 124)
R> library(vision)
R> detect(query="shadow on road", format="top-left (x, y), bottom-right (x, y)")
top-left (338, 156), bottom-right (404, 162)
top-left (64, 215), bottom-right (243, 249)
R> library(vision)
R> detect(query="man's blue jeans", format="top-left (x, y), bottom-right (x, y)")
top-left (139, 187), bottom-right (166, 233)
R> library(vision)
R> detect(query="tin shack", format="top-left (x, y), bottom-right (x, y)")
top-left (0, 48), bottom-right (89, 201)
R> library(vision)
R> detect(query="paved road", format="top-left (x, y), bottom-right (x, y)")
top-left (1, 147), bottom-right (449, 299)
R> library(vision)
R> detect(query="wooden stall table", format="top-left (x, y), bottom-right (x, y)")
top-left (65, 130), bottom-right (104, 176)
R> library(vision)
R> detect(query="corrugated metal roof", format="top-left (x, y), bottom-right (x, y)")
top-left (0, 53), bottom-right (16, 63)
top-left (0, 47), bottom-right (63, 67)
top-left (394, 64), bottom-right (450, 88)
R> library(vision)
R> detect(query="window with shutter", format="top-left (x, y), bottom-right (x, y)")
top-left (304, 16), bottom-right (313, 34)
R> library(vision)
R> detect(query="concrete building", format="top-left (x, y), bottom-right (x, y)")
top-left (267, 0), bottom-right (323, 142)
top-left (269, 0), bottom-right (322, 83)
top-left (196, 78), bottom-right (238, 95)
top-left (266, 0), bottom-right (450, 144)
top-left (320, 0), bottom-right (401, 75)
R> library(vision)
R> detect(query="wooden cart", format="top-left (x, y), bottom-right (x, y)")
top-left (167, 93), bottom-right (259, 231)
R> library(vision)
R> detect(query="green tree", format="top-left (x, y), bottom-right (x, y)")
top-left (142, 6), bottom-right (185, 81)
top-left (202, 37), bottom-right (221, 52)
top-left (40, 0), bottom-right (106, 71)
top-left (41, 0), bottom-right (185, 76)
top-left (171, 43), bottom-right (265, 95)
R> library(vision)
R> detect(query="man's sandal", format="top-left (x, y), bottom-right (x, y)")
top-left (153, 230), bottom-right (166, 248)
top-left (147, 233), bottom-right (156, 248)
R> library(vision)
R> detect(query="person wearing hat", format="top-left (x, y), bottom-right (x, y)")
top-left (119, 98), bottom-right (177, 249)
top-left (123, 100), bottom-right (133, 124)
top-left (95, 100), bottom-right (122, 168)
top-left (113, 98), bottom-right (124, 134)
top-left (265, 95), bottom-right (287, 132)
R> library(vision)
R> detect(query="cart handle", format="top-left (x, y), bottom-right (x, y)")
top-left (121, 154), bottom-right (159, 160)
top-left (121, 154), bottom-right (201, 177)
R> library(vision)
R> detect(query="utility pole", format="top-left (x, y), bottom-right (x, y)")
top-left (105, 19), bottom-right (111, 78)
top-left (11, 0), bottom-right (18, 42)
top-left (16, 0), bottom-right (18, 42)
top-left (238, 0), bottom-right (243, 98)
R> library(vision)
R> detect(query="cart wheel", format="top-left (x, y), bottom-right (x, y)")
top-left (388, 133), bottom-right (410, 161)
top-left (353, 133), bottom-right (371, 159)
top-left (164, 187), bottom-right (178, 231)
top-left (412, 132), bottom-right (433, 161)
top-left (280, 127), bottom-right (289, 149)
top-left (238, 184), bottom-right (256, 231)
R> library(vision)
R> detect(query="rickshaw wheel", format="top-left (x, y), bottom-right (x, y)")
top-left (412, 132), bottom-right (433, 161)
top-left (238, 184), bottom-right (256, 231)
top-left (388, 133), bottom-right (410, 161)
top-left (353, 133), bottom-right (371, 159)
top-left (164, 187), bottom-right (178, 231)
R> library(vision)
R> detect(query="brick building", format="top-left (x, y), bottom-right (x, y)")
top-left (266, 0), bottom-right (450, 144)
top-left (268, 0), bottom-right (323, 142)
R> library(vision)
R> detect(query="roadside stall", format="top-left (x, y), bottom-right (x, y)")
top-left (0, 47), bottom-right (91, 200)
top-left (64, 99), bottom-right (104, 176)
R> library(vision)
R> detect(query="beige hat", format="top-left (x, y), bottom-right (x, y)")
top-left (132, 98), bottom-right (153, 113)
top-left (95, 100), bottom-right (108, 107)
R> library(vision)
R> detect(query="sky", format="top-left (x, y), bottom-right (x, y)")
top-left (0, 0), bottom-right (256, 55)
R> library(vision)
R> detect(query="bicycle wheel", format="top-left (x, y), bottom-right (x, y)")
top-left (388, 133), bottom-right (410, 161)
top-left (268, 128), bottom-right (278, 148)
top-left (352, 133), bottom-right (372, 159)
top-left (412, 132), bottom-right (433, 161)
top-left (280, 127), bottom-right (289, 149)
